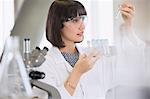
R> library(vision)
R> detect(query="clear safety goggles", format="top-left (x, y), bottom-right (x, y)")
top-left (66, 15), bottom-right (88, 26)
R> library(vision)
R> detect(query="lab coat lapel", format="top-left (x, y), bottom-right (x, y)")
top-left (51, 46), bottom-right (83, 73)
top-left (51, 47), bottom-right (73, 73)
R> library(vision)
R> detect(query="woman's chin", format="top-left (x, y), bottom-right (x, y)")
top-left (74, 36), bottom-right (84, 43)
top-left (75, 39), bottom-right (84, 43)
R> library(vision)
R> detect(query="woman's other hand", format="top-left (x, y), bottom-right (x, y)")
top-left (74, 49), bottom-right (101, 75)
top-left (65, 49), bottom-right (101, 95)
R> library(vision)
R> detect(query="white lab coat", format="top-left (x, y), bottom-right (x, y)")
top-left (38, 46), bottom-right (115, 99)
top-left (114, 26), bottom-right (148, 86)
top-left (105, 27), bottom-right (150, 99)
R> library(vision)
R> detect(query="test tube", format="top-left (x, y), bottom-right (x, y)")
top-left (115, 5), bottom-right (122, 19)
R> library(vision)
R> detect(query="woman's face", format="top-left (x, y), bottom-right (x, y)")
top-left (61, 15), bottom-right (86, 45)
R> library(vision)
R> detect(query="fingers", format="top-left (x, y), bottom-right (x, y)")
top-left (119, 1), bottom-right (135, 23)
top-left (86, 49), bottom-right (101, 65)
top-left (76, 50), bottom-right (101, 73)
top-left (79, 53), bottom-right (87, 59)
top-left (87, 48), bottom-right (99, 57)
top-left (80, 49), bottom-right (101, 62)
top-left (120, 10), bottom-right (133, 19)
top-left (120, 2), bottom-right (134, 15)
top-left (121, 1), bottom-right (135, 11)
top-left (120, 7), bottom-right (134, 16)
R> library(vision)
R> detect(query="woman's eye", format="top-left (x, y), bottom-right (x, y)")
top-left (72, 18), bottom-right (79, 23)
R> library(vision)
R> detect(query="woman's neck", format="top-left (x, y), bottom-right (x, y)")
top-left (59, 44), bottom-right (77, 53)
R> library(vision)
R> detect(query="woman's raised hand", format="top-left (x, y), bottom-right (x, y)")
top-left (120, 1), bottom-right (135, 26)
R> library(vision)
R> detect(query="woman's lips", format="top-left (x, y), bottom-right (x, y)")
top-left (77, 32), bottom-right (83, 36)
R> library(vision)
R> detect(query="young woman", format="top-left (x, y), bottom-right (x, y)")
top-left (39, 0), bottom-right (134, 98)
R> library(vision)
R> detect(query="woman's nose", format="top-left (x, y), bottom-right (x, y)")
top-left (79, 21), bottom-right (85, 30)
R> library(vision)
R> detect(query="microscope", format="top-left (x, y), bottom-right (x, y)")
top-left (23, 38), bottom-right (61, 99)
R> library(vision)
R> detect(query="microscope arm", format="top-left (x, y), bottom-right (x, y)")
top-left (30, 80), bottom-right (61, 99)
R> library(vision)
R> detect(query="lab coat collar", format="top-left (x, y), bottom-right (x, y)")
top-left (50, 46), bottom-right (83, 73)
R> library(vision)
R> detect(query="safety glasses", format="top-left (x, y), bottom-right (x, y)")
top-left (66, 15), bottom-right (88, 26)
